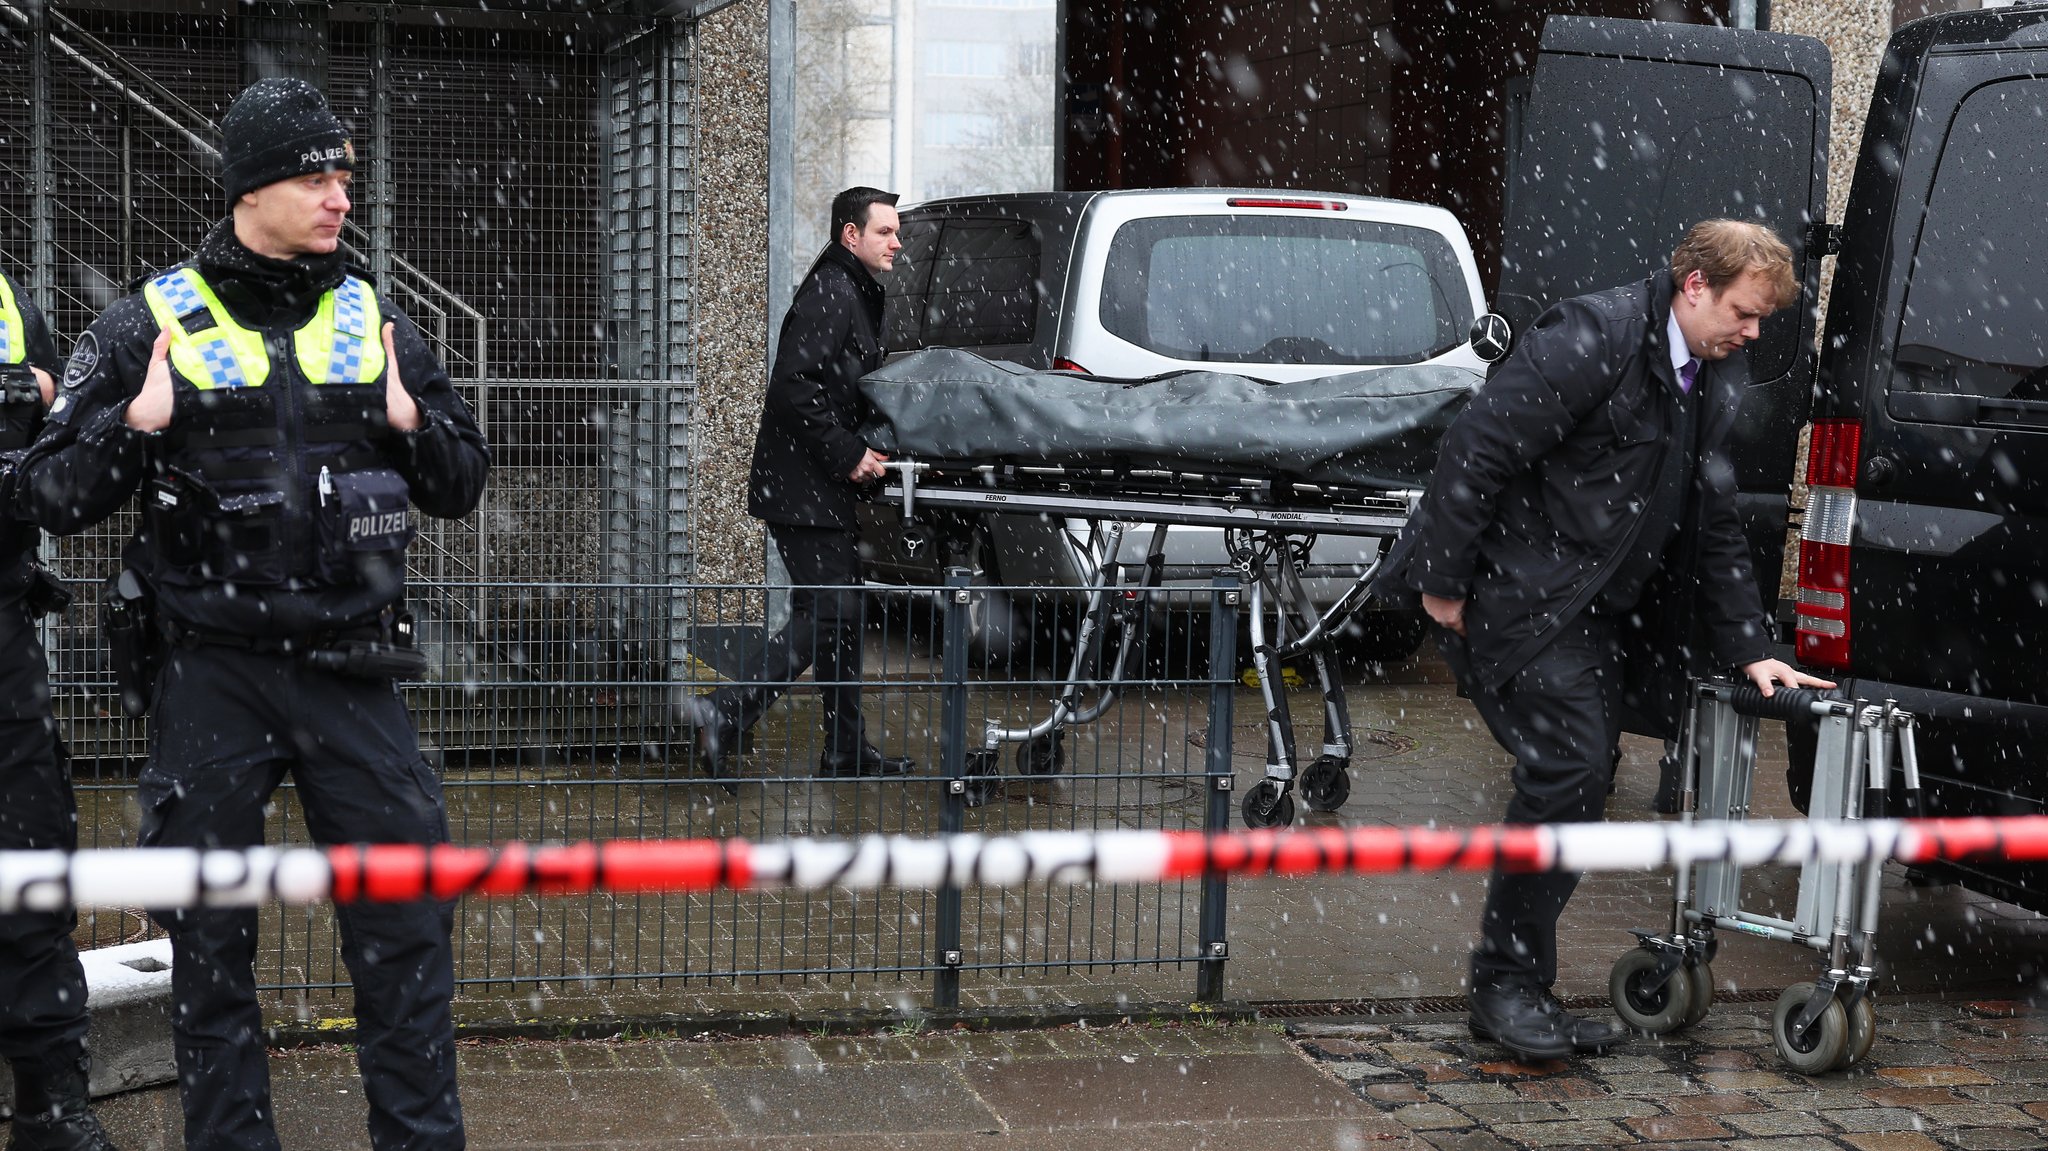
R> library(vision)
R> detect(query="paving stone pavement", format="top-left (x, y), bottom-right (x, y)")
top-left (87, 1005), bottom-right (2048, 1149)
top-left (1292, 999), bottom-right (2048, 1151)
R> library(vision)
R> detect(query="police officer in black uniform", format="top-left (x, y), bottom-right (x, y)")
top-left (0, 266), bottom-right (118, 1151)
top-left (20, 79), bottom-right (488, 1151)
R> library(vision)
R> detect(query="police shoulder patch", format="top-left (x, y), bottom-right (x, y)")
top-left (62, 331), bottom-right (99, 391)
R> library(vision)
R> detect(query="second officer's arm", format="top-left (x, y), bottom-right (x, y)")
top-left (16, 284), bottom-right (61, 403)
top-left (18, 300), bottom-right (158, 536)
top-left (377, 305), bottom-right (490, 520)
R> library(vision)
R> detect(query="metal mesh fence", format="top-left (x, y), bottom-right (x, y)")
top-left (5, 4), bottom-right (1233, 1008)
top-left (82, 585), bottom-right (1229, 997)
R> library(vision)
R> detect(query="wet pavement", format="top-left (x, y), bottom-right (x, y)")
top-left (79, 646), bottom-right (2048, 1148)
top-left (89, 1004), bottom-right (2048, 1149)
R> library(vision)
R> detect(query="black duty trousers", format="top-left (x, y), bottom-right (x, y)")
top-left (141, 643), bottom-right (463, 1151)
top-left (1447, 616), bottom-right (1624, 992)
top-left (709, 524), bottom-right (869, 759)
top-left (0, 595), bottom-right (91, 1071)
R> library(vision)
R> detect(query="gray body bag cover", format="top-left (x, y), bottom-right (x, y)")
top-left (857, 349), bottom-right (1480, 490)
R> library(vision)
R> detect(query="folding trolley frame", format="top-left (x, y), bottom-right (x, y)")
top-left (1610, 679), bottom-right (1922, 1072)
top-left (882, 459), bottom-right (1419, 827)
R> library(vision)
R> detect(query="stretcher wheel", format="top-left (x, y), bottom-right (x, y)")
top-left (1016, 733), bottom-right (1064, 776)
top-left (960, 748), bottom-right (1002, 808)
top-left (1681, 960), bottom-right (1715, 1029)
top-left (1240, 780), bottom-right (1295, 828)
top-left (1771, 983), bottom-right (1848, 1075)
top-left (1299, 756), bottom-right (1350, 812)
top-left (1609, 947), bottom-right (1692, 1035)
top-left (1840, 995), bottom-right (1877, 1070)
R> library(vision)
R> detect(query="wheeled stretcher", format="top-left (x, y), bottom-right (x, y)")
top-left (1609, 678), bottom-right (1922, 1071)
top-left (880, 457), bottom-right (1420, 827)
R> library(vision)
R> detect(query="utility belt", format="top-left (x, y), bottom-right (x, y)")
top-left (0, 365), bottom-right (39, 403)
top-left (102, 571), bottom-right (426, 717)
top-left (0, 364), bottom-right (41, 452)
top-left (163, 610), bottom-right (428, 679)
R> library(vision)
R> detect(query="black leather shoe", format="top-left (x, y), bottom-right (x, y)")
top-left (1467, 983), bottom-right (1574, 1061)
top-left (1537, 989), bottom-right (1624, 1054)
top-left (819, 744), bottom-right (915, 777)
top-left (676, 693), bottom-right (739, 794)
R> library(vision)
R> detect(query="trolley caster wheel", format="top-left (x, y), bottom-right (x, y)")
top-left (1839, 995), bottom-right (1877, 1070)
top-left (1609, 947), bottom-right (1693, 1035)
top-left (1771, 983), bottom-right (1848, 1075)
top-left (1299, 755), bottom-right (1351, 812)
top-left (961, 749), bottom-right (1002, 808)
top-left (1016, 732), bottom-right (1064, 776)
top-left (1681, 960), bottom-right (1715, 1029)
top-left (1240, 780), bottom-right (1296, 828)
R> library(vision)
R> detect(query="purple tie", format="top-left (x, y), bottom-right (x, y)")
top-left (1679, 358), bottom-right (1699, 394)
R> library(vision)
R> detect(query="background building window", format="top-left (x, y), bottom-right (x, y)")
top-left (923, 40), bottom-right (1006, 77)
top-left (925, 111), bottom-right (999, 146)
top-left (791, 0), bottom-right (1056, 280)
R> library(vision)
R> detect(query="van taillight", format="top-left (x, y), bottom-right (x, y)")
top-left (1794, 419), bottom-right (1863, 669)
top-left (1053, 357), bottom-right (1088, 373)
top-left (1225, 197), bottom-right (1348, 211)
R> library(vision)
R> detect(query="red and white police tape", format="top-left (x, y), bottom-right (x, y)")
top-left (5, 816), bottom-right (2048, 912)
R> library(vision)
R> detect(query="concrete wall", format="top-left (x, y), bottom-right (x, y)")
top-left (691, 0), bottom-right (774, 589)
top-left (1774, 0), bottom-right (1895, 315)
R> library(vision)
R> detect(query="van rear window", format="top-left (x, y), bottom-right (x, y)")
top-left (1895, 78), bottom-right (2048, 401)
top-left (884, 217), bottom-right (1040, 352)
top-left (1097, 215), bottom-right (1473, 366)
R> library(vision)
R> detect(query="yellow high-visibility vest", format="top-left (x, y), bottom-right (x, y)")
top-left (0, 272), bottom-right (26, 367)
top-left (140, 267), bottom-right (385, 390)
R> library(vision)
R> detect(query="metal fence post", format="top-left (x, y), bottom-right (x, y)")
top-left (933, 567), bottom-right (972, 1010)
top-left (1197, 576), bottom-right (1238, 1002)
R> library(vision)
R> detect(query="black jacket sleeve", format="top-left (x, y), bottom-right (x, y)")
top-left (1402, 296), bottom-right (1622, 599)
top-left (767, 272), bottom-right (870, 483)
top-left (17, 287), bottom-right (61, 379)
top-left (376, 304), bottom-right (490, 520)
top-left (18, 297), bottom-right (158, 536)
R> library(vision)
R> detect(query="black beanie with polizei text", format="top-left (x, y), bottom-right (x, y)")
top-left (218, 77), bottom-right (354, 203)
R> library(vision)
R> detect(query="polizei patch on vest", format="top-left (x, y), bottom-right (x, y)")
top-left (349, 511), bottom-right (409, 545)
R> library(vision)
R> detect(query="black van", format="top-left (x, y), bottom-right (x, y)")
top-left (1507, 9), bottom-right (2048, 911)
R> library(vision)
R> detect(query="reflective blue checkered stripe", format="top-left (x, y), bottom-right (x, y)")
top-left (150, 270), bottom-right (250, 389)
top-left (326, 278), bottom-right (371, 383)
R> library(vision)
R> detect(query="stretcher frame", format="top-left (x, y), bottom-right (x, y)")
top-left (1610, 678), bottom-right (1922, 1072)
top-left (881, 458), bottom-right (1422, 826)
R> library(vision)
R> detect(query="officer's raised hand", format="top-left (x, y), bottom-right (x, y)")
top-left (123, 329), bottom-right (175, 433)
top-left (29, 367), bottom-right (52, 407)
top-left (383, 322), bottom-right (422, 432)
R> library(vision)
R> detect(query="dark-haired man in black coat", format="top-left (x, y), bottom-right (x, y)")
top-left (1375, 219), bottom-right (1833, 1062)
top-left (683, 187), bottom-right (915, 780)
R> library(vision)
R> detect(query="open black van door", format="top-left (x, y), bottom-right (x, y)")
top-left (1789, 7), bottom-right (2048, 907)
top-left (1498, 16), bottom-right (1832, 617)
